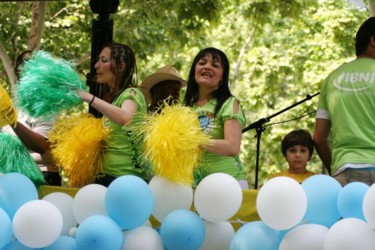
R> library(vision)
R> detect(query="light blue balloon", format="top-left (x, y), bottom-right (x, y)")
top-left (301, 174), bottom-right (342, 227)
top-left (43, 236), bottom-right (76, 250)
top-left (337, 182), bottom-right (368, 220)
top-left (105, 175), bottom-right (154, 230)
top-left (0, 207), bottom-right (12, 249)
top-left (2, 240), bottom-right (36, 250)
top-left (160, 209), bottom-right (205, 250)
top-left (230, 221), bottom-right (279, 250)
top-left (0, 173), bottom-right (38, 219)
top-left (75, 215), bottom-right (123, 250)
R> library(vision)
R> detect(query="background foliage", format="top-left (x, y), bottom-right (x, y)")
top-left (0, 0), bottom-right (370, 188)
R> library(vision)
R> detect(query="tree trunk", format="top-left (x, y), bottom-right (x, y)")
top-left (369, 1), bottom-right (375, 16)
top-left (0, 43), bottom-right (15, 86)
top-left (1, 2), bottom-right (26, 86)
top-left (28, 1), bottom-right (47, 50)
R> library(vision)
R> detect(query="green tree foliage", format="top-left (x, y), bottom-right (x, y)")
top-left (0, 0), bottom-right (370, 188)
top-left (0, 1), bottom-right (93, 86)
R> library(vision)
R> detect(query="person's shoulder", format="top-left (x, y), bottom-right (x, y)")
top-left (221, 96), bottom-right (241, 109)
top-left (124, 86), bottom-right (141, 93)
top-left (324, 60), bottom-right (353, 77)
top-left (121, 87), bottom-right (147, 107)
top-left (226, 96), bottom-right (240, 103)
top-left (119, 87), bottom-right (144, 99)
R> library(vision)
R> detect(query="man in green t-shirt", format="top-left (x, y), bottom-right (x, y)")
top-left (313, 17), bottom-right (375, 186)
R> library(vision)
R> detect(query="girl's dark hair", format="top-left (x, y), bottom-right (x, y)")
top-left (183, 47), bottom-right (232, 116)
top-left (103, 43), bottom-right (137, 102)
top-left (355, 17), bottom-right (375, 56)
top-left (14, 49), bottom-right (33, 79)
top-left (281, 129), bottom-right (314, 157)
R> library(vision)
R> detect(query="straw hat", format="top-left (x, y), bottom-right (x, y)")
top-left (141, 65), bottom-right (187, 102)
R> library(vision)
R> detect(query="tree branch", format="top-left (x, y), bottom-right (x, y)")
top-left (74, 52), bottom-right (91, 66)
top-left (369, 1), bottom-right (375, 16)
top-left (232, 28), bottom-right (255, 87)
top-left (0, 42), bottom-right (16, 86)
top-left (28, 1), bottom-right (47, 50)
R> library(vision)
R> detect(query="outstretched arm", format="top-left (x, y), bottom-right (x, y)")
top-left (11, 122), bottom-right (50, 154)
top-left (77, 90), bottom-right (137, 126)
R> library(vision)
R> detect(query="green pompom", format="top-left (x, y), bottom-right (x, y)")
top-left (15, 50), bottom-right (87, 118)
top-left (0, 133), bottom-right (45, 186)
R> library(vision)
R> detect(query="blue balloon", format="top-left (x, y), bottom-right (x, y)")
top-left (2, 240), bottom-right (36, 250)
top-left (0, 173), bottom-right (38, 219)
top-left (105, 175), bottom-right (154, 230)
top-left (337, 182), bottom-right (368, 220)
top-left (230, 221), bottom-right (279, 250)
top-left (0, 207), bottom-right (12, 249)
top-left (160, 209), bottom-right (205, 250)
top-left (75, 215), bottom-right (123, 250)
top-left (43, 236), bottom-right (77, 250)
top-left (301, 174), bottom-right (342, 227)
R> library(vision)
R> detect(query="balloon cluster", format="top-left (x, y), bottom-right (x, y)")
top-left (230, 175), bottom-right (375, 250)
top-left (0, 172), bottom-right (243, 250)
top-left (4, 173), bottom-right (375, 249)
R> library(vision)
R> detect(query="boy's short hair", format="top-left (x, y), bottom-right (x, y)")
top-left (281, 129), bottom-right (314, 157)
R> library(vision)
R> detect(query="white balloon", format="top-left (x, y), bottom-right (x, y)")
top-left (143, 219), bottom-right (153, 227)
top-left (257, 177), bottom-right (307, 230)
top-left (194, 173), bottom-right (243, 222)
top-left (363, 183), bottom-right (375, 228)
top-left (279, 224), bottom-right (328, 250)
top-left (122, 226), bottom-right (163, 250)
top-left (69, 226), bottom-right (78, 238)
top-left (324, 218), bottom-right (375, 250)
top-left (200, 221), bottom-right (235, 250)
top-left (13, 200), bottom-right (63, 248)
top-left (72, 184), bottom-right (107, 223)
top-left (43, 192), bottom-right (77, 235)
top-left (149, 176), bottom-right (193, 222)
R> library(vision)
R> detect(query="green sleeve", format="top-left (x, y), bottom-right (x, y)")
top-left (218, 97), bottom-right (246, 128)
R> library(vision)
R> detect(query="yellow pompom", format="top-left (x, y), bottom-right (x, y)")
top-left (49, 113), bottom-right (110, 187)
top-left (0, 85), bottom-right (17, 127)
top-left (136, 103), bottom-right (210, 185)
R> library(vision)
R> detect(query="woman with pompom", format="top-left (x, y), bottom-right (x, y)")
top-left (183, 47), bottom-right (248, 189)
top-left (77, 43), bottom-right (148, 187)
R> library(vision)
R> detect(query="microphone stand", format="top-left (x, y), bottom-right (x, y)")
top-left (242, 92), bottom-right (320, 189)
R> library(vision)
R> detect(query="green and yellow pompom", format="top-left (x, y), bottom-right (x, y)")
top-left (0, 85), bottom-right (17, 127)
top-left (15, 50), bottom-right (87, 119)
top-left (0, 133), bottom-right (44, 186)
top-left (134, 103), bottom-right (210, 185)
top-left (49, 113), bottom-right (110, 187)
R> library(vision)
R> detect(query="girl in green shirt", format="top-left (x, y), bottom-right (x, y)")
top-left (77, 43), bottom-right (148, 186)
top-left (184, 47), bottom-right (248, 189)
